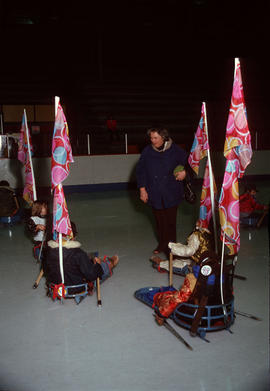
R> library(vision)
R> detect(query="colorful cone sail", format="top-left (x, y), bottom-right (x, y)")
top-left (218, 58), bottom-right (252, 255)
top-left (198, 159), bottom-right (217, 229)
top-left (188, 102), bottom-right (209, 175)
top-left (189, 102), bottom-right (217, 236)
top-left (52, 100), bottom-right (74, 240)
top-left (51, 103), bottom-right (74, 189)
top-left (17, 110), bottom-right (37, 205)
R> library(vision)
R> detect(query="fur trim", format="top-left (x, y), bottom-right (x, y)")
top-left (47, 239), bottom-right (82, 249)
top-left (168, 232), bottom-right (200, 257)
top-left (152, 138), bottom-right (172, 152)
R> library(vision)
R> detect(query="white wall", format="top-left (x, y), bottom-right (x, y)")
top-left (0, 151), bottom-right (269, 190)
top-left (0, 154), bottom-right (140, 189)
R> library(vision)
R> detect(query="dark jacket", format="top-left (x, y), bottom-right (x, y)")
top-left (136, 140), bottom-right (188, 209)
top-left (43, 240), bottom-right (104, 286)
top-left (0, 186), bottom-right (18, 217)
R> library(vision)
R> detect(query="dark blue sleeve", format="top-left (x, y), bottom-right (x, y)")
top-left (77, 250), bottom-right (104, 281)
top-left (175, 144), bottom-right (188, 165)
top-left (136, 148), bottom-right (148, 189)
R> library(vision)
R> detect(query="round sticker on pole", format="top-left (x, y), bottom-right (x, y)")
top-left (201, 265), bottom-right (212, 276)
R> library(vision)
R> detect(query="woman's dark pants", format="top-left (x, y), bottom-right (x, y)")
top-left (152, 205), bottom-right (178, 257)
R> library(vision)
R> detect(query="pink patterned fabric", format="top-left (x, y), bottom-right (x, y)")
top-left (51, 102), bottom-right (74, 239)
top-left (17, 112), bottom-right (35, 205)
top-left (53, 185), bottom-right (73, 237)
top-left (219, 59), bottom-right (252, 255)
top-left (198, 160), bottom-right (217, 229)
top-left (188, 103), bottom-right (216, 229)
top-left (188, 103), bottom-right (209, 175)
top-left (51, 103), bottom-right (74, 189)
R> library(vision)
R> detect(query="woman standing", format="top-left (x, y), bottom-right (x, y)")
top-left (136, 127), bottom-right (187, 257)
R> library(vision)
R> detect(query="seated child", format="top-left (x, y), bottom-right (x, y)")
top-left (27, 200), bottom-right (51, 261)
top-left (27, 200), bottom-right (48, 245)
top-left (150, 221), bottom-right (212, 275)
top-left (240, 184), bottom-right (268, 227)
top-left (43, 235), bottom-right (119, 294)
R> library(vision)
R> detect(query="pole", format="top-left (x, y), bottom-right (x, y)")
top-left (54, 96), bottom-right (65, 286)
top-left (33, 269), bottom-right (44, 289)
top-left (154, 315), bottom-right (193, 350)
top-left (169, 252), bottom-right (173, 286)
top-left (0, 113), bottom-right (3, 135)
top-left (87, 134), bottom-right (90, 155)
top-left (125, 133), bottom-right (128, 154)
top-left (220, 229), bottom-right (228, 322)
top-left (58, 230), bottom-right (65, 284)
top-left (24, 109), bottom-right (37, 201)
top-left (203, 102), bottom-right (218, 253)
top-left (96, 277), bottom-right (102, 307)
top-left (7, 135), bottom-right (10, 158)
top-left (255, 131), bottom-right (258, 150)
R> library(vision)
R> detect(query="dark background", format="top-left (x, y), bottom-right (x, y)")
top-left (0, 0), bottom-right (269, 154)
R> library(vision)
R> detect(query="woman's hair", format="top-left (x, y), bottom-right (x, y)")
top-left (31, 200), bottom-right (48, 216)
top-left (147, 127), bottom-right (170, 141)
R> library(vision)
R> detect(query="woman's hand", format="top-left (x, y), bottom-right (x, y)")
top-left (140, 187), bottom-right (148, 203)
top-left (175, 170), bottom-right (186, 181)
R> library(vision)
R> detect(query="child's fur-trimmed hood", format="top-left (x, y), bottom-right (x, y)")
top-left (47, 240), bottom-right (82, 249)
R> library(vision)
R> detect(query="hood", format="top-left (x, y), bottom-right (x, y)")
top-left (151, 138), bottom-right (172, 152)
top-left (47, 239), bottom-right (82, 249)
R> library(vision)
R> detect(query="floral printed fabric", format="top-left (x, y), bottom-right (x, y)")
top-left (188, 102), bottom-right (209, 175)
top-left (51, 103), bottom-right (74, 189)
top-left (51, 102), bottom-right (74, 239)
top-left (218, 59), bottom-right (252, 254)
top-left (198, 160), bottom-right (217, 229)
top-left (17, 112), bottom-right (35, 205)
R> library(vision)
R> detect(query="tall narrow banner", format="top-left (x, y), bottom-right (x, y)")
top-left (51, 103), bottom-right (74, 189)
top-left (17, 111), bottom-right (36, 205)
top-left (188, 102), bottom-right (217, 233)
top-left (188, 102), bottom-right (209, 175)
top-left (218, 58), bottom-right (252, 254)
top-left (198, 160), bottom-right (217, 229)
top-left (51, 102), bottom-right (74, 239)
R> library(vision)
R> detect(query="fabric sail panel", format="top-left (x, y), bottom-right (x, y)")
top-left (218, 58), bottom-right (252, 255)
top-left (51, 102), bottom-right (74, 239)
top-left (188, 102), bottom-right (209, 175)
top-left (188, 102), bottom-right (216, 230)
top-left (198, 159), bottom-right (217, 229)
top-left (17, 111), bottom-right (35, 205)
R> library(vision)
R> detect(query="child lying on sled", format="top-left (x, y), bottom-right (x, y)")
top-left (153, 248), bottom-right (232, 326)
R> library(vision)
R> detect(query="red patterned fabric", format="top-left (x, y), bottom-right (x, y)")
top-left (51, 101), bottom-right (74, 240)
top-left (51, 103), bottom-right (74, 189)
top-left (53, 184), bottom-right (73, 238)
top-left (198, 160), bottom-right (217, 229)
top-left (17, 111), bottom-right (35, 205)
top-left (218, 58), bottom-right (252, 255)
top-left (188, 102), bottom-right (216, 230)
top-left (153, 276), bottom-right (194, 318)
top-left (188, 102), bottom-right (208, 175)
